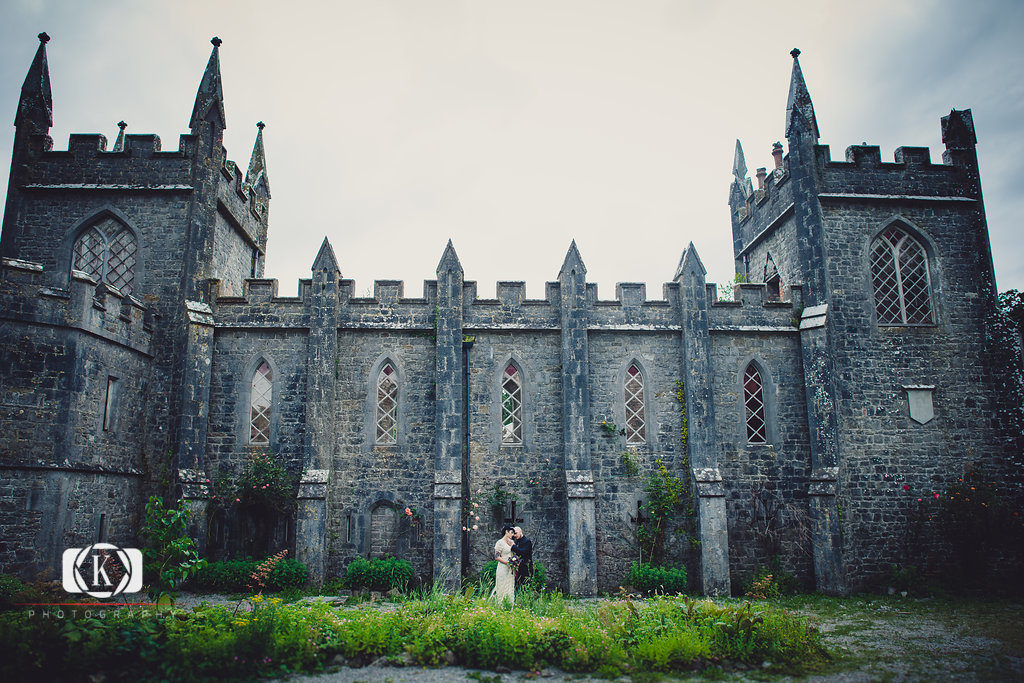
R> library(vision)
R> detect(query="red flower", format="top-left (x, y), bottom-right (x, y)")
top-left (933, 493), bottom-right (940, 499)
top-left (404, 507), bottom-right (413, 516)
top-left (903, 484), bottom-right (910, 491)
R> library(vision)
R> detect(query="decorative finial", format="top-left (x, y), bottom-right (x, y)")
top-left (117, 120), bottom-right (127, 130)
top-left (211, 36), bottom-right (222, 47)
top-left (39, 32), bottom-right (50, 44)
top-left (790, 48), bottom-right (800, 59)
top-left (256, 121), bottom-right (265, 130)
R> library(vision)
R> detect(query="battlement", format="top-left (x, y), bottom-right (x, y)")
top-left (734, 121), bottom-right (981, 264)
top-left (216, 156), bottom-right (267, 248)
top-left (707, 282), bottom-right (804, 331)
top-left (208, 269), bottom-right (805, 333)
top-left (815, 143), bottom-right (979, 199)
top-left (0, 257), bottom-right (153, 355)
top-left (19, 132), bottom-right (196, 189)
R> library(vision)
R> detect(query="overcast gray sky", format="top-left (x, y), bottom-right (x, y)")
top-left (1, 0), bottom-right (1021, 299)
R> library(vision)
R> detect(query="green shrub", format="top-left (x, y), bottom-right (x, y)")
top-left (627, 562), bottom-right (688, 595)
top-left (190, 557), bottom-right (308, 593)
top-left (0, 574), bottom-right (28, 610)
top-left (141, 496), bottom-right (206, 595)
top-left (343, 556), bottom-right (413, 592)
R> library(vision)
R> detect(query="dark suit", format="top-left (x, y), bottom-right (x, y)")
top-left (511, 536), bottom-right (534, 586)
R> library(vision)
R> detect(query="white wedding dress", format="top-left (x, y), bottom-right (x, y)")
top-left (491, 539), bottom-right (515, 605)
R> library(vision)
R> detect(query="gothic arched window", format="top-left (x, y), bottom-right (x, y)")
top-left (764, 253), bottom-right (782, 301)
top-left (72, 217), bottom-right (138, 295)
top-left (375, 363), bottom-right (399, 445)
top-left (624, 364), bottom-right (646, 445)
top-left (501, 363), bottom-right (523, 445)
top-left (743, 363), bottom-right (767, 444)
top-left (249, 361), bottom-right (273, 445)
top-left (870, 225), bottom-right (934, 325)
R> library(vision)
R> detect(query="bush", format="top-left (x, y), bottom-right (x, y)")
top-left (141, 496), bottom-right (205, 594)
top-left (190, 557), bottom-right (308, 593)
top-left (627, 562), bottom-right (688, 595)
top-left (0, 574), bottom-right (28, 611)
top-left (343, 556), bottom-right (413, 592)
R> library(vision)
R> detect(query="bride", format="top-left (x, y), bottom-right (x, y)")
top-left (491, 525), bottom-right (516, 605)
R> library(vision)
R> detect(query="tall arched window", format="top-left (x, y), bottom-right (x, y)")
top-left (870, 225), bottom-right (933, 325)
top-left (376, 363), bottom-right (399, 445)
top-left (764, 253), bottom-right (782, 301)
top-left (624, 363), bottom-right (646, 445)
top-left (72, 217), bottom-right (138, 295)
top-left (743, 363), bottom-right (767, 444)
top-left (249, 360), bottom-right (273, 444)
top-left (501, 363), bottom-right (523, 445)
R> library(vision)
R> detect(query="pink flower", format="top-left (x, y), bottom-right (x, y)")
top-left (236, 498), bottom-right (241, 502)
top-left (917, 498), bottom-right (922, 502)
top-left (405, 507), bottom-right (412, 516)
top-left (472, 524), bottom-right (478, 530)
top-left (934, 493), bottom-right (940, 499)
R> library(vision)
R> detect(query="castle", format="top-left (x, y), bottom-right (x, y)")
top-left (1, 35), bottom-right (1020, 595)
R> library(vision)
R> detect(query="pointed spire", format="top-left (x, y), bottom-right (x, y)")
top-left (732, 139), bottom-right (748, 180)
top-left (15, 32), bottom-right (53, 133)
top-left (558, 240), bottom-right (587, 278)
top-left (112, 120), bottom-right (127, 152)
top-left (436, 239), bottom-right (463, 275)
top-left (674, 242), bottom-right (706, 280)
top-left (311, 236), bottom-right (340, 274)
top-left (246, 121), bottom-right (270, 195)
top-left (731, 139), bottom-right (752, 201)
top-left (785, 48), bottom-right (819, 140)
top-left (189, 37), bottom-right (226, 131)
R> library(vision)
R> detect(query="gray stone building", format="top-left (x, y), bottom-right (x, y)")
top-left (1, 36), bottom-right (1019, 595)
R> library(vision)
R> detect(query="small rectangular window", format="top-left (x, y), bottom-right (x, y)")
top-left (97, 513), bottom-right (107, 543)
top-left (250, 248), bottom-right (259, 278)
top-left (103, 376), bottom-right (119, 432)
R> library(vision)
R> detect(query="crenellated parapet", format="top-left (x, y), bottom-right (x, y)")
top-left (18, 132), bottom-right (197, 190)
top-left (0, 257), bottom-right (152, 355)
top-left (208, 270), bottom-right (809, 334)
top-left (707, 282), bottom-right (805, 332)
top-left (216, 155), bottom-right (267, 250)
top-left (816, 142), bottom-right (980, 200)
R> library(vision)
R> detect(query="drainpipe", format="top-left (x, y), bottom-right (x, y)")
top-left (461, 337), bottom-right (473, 576)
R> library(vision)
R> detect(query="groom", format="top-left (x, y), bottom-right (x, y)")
top-left (511, 526), bottom-right (534, 587)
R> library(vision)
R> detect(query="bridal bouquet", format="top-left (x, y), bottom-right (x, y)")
top-left (508, 553), bottom-right (521, 573)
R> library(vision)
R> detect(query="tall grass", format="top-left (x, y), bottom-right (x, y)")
top-left (0, 593), bottom-right (828, 680)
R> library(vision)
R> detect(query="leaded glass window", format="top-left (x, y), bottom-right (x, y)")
top-left (375, 363), bottom-right (398, 445)
top-left (72, 218), bottom-right (138, 295)
top-left (870, 225), bottom-right (933, 325)
top-left (249, 361), bottom-right (272, 444)
top-left (501, 364), bottom-right (523, 445)
top-left (624, 364), bottom-right (646, 444)
top-left (743, 363), bottom-right (767, 444)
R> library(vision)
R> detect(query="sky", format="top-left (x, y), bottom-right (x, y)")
top-left (1, 0), bottom-right (1022, 299)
